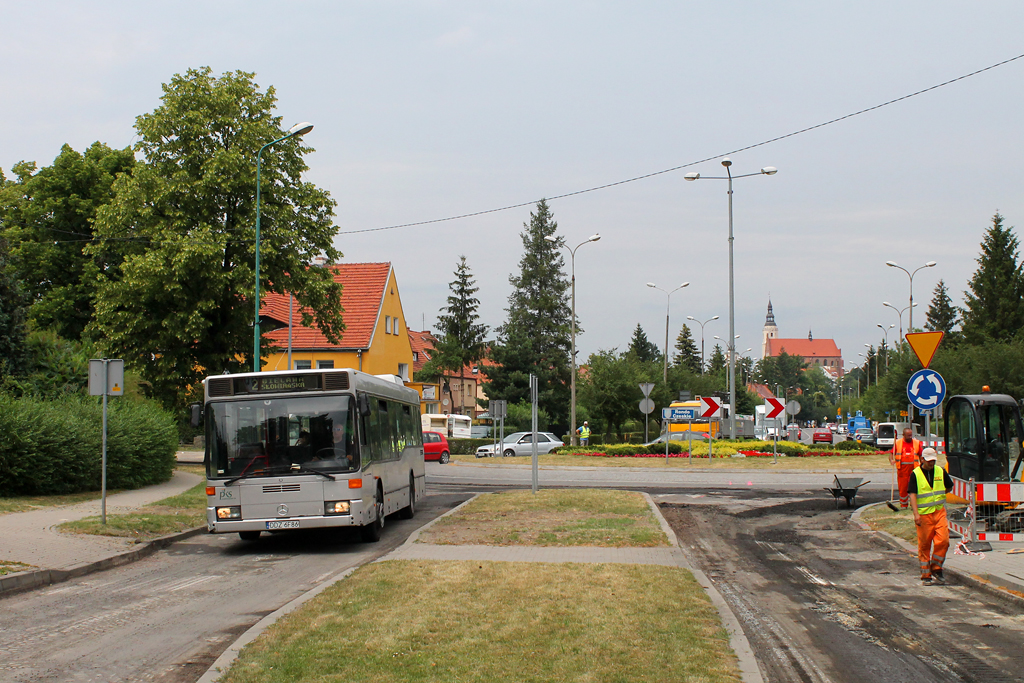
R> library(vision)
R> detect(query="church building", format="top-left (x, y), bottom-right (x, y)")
top-left (761, 300), bottom-right (844, 377)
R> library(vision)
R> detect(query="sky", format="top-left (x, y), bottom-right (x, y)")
top-left (3, 2), bottom-right (1024, 373)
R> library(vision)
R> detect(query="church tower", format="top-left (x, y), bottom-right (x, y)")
top-left (762, 299), bottom-right (778, 358)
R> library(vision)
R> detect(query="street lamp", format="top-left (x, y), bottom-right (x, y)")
top-left (685, 157), bottom-right (776, 438)
top-left (686, 315), bottom-right (720, 374)
top-left (254, 121), bottom-right (315, 372)
top-left (885, 260), bottom-right (936, 334)
top-left (647, 282), bottom-right (689, 382)
top-left (546, 233), bottom-right (601, 445)
top-left (864, 343), bottom-right (878, 385)
top-left (882, 301), bottom-right (918, 341)
top-left (738, 347), bottom-right (753, 385)
top-left (877, 323), bottom-right (894, 369)
top-left (858, 352), bottom-right (871, 387)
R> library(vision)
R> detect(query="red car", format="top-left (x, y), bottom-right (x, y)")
top-left (812, 428), bottom-right (833, 444)
top-left (423, 431), bottom-right (450, 464)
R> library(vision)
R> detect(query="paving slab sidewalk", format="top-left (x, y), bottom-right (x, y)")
top-left (852, 502), bottom-right (1024, 605)
top-left (0, 469), bottom-right (203, 594)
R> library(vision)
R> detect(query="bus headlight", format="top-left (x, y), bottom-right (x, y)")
top-left (216, 506), bottom-right (241, 519)
top-left (325, 501), bottom-right (351, 515)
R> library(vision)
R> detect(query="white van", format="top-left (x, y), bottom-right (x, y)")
top-left (876, 422), bottom-right (922, 450)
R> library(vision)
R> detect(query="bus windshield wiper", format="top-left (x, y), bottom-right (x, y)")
top-left (264, 464), bottom-right (337, 481)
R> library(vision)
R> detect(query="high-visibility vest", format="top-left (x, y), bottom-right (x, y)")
top-left (580, 426), bottom-right (591, 439)
top-left (893, 438), bottom-right (923, 464)
top-left (913, 466), bottom-right (947, 514)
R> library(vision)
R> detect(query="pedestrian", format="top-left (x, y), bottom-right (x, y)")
top-left (909, 447), bottom-right (953, 585)
top-left (890, 427), bottom-right (923, 509)
top-left (577, 421), bottom-right (591, 447)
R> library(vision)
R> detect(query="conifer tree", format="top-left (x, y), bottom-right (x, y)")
top-left (673, 324), bottom-right (702, 374)
top-left (423, 256), bottom-right (488, 386)
top-left (485, 201), bottom-right (572, 431)
top-left (708, 344), bottom-right (727, 374)
top-left (961, 213), bottom-right (1024, 343)
top-left (925, 279), bottom-right (958, 334)
top-left (628, 323), bottom-right (660, 363)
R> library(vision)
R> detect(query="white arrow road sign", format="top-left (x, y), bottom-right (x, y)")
top-left (699, 396), bottom-right (722, 419)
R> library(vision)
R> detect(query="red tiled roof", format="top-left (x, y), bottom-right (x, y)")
top-left (747, 383), bottom-right (775, 400)
top-left (261, 263), bottom-right (391, 349)
top-left (765, 338), bottom-right (841, 358)
top-left (408, 329), bottom-right (437, 373)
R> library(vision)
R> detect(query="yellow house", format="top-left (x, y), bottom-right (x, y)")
top-left (260, 262), bottom-right (416, 380)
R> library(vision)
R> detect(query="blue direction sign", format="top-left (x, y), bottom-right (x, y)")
top-left (662, 407), bottom-right (697, 420)
top-left (907, 369), bottom-right (946, 411)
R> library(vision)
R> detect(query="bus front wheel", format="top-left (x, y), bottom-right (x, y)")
top-left (361, 486), bottom-right (385, 542)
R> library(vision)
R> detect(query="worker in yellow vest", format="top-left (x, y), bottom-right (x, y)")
top-left (577, 421), bottom-right (591, 447)
top-left (890, 427), bottom-right (924, 509)
top-left (908, 447), bottom-right (953, 585)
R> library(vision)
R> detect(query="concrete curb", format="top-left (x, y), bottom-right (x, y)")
top-left (643, 492), bottom-right (764, 683)
top-left (850, 502), bottom-right (1024, 610)
top-left (0, 526), bottom-right (206, 597)
top-left (196, 498), bottom-right (486, 682)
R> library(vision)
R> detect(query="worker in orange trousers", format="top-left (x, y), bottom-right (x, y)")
top-left (909, 447), bottom-right (953, 584)
top-left (891, 427), bottom-right (923, 508)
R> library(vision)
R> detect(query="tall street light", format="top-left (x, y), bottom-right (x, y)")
top-left (686, 315), bottom-right (720, 374)
top-left (685, 158), bottom-right (777, 438)
top-left (647, 282), bottom-right (690, 382)
top-left (253, 121), bottom-right (315, 372)
top-left (858, 352), bottom-right (869, 387)
top-left (885, 260), bottom-right (936, 335)
top-left (864, 344), bottom-right (878, 385)
top-left (877, 323), bottom-right (894, 369)
top-left (546, 233), bottom-right (601, 446)
top-left (882, 301), bottom-right (918, 341)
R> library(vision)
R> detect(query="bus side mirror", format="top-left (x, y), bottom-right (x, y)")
top-left (190, 403), bottom-right (203, 429)
top-left (358, 393), bottom-right (371, 417)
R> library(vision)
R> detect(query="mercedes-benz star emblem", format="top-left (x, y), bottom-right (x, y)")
top-left (277, 504), bottom-right (289, 516)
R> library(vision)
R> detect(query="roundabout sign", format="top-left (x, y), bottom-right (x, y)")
top-left (907, 369), bottom-right (946, 411)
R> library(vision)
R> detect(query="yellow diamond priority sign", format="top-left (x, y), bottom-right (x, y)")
top-left (905, 331), bottom-right (944, 368)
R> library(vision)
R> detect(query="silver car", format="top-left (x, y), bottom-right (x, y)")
top-left (476, 432), bottom-right (564, 457)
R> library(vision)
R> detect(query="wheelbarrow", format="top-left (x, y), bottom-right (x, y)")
top-left (824, 475), bottom-right (870, 509)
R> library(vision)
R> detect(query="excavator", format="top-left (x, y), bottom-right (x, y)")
top-left (944, 387), bottom-right (1024, 539)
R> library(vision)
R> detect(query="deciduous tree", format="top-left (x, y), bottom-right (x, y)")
top-left (88, 68), bottom-right (343, 409)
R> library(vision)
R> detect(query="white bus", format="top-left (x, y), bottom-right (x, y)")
top-left (195, 368), bottom-right (424, 542)
top-left (420, 413), bottom-right (472, 439)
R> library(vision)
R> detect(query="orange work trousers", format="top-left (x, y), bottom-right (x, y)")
top-left (916, 507), bottom-right (949, 580)
top-left (897, 463), bottom-right (917, 508)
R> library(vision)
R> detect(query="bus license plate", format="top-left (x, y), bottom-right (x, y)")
top-left (266, 520), bottom-right (300, 530)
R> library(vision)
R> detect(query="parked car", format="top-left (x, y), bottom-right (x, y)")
top-left (476, 432), bottom-right (564, 457)
top-left (811, 428), bottom-right (833, 444)
top-left (422, 431), bottom-right (450, 464)
top-left (852, 428), bottom-right (876, 446)
top-left (837, 424), bottom-right (848, 435)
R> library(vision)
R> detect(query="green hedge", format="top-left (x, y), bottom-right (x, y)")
top-left (0, 394), bottom-right (178, 496)
top-left (830, 440), bottom-right (880, 452)
top-left (447, 438), bottom-right (493, 455)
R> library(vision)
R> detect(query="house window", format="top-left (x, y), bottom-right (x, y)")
top-left (398, 363), bottom-right (409, 380)
top-left (385, 316), bottom-right (392, 334)
top-left (317, 360), bottom-right (335, 369)
top-left (392, 318), bottom-right (400, 335)
top-left (294, 360), bottom-right (312, 370)
top-left (413, 352), bottom-right (419, 362)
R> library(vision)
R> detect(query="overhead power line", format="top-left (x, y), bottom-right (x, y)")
top-left (337, 51), bottom-right (1024, 236)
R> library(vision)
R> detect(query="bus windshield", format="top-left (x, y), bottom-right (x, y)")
top-left (208, 395), bottom-right (358, 479)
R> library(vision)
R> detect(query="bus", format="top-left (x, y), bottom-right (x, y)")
top-left (420, 413), bottom-right (472, 439)
top-left (194, 368), bottom-right (424, 542)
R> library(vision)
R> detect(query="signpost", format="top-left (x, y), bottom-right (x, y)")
top-left (905, 331), bottom-right (945, 447)
top-left (639, 383), bottom-right (655, 442)
top-left (764, 397), bottom-right (785, 464)
top-left (88, 359), bottom-right (124, 524)
top-left (490, 399), bottom-right (507, 460)
top-left (530, 375), bottom-right (539, 493)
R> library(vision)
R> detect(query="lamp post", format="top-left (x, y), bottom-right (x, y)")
top-left (738, 347), bottom-right (753, 385)
top-left (253, 121), bottom-right (314, 372)
top-left (685, 158), bottom-right (776, 438)
top-left (546, 233), bottom-right (601, 446)
top-left (877, 323), bottom-right (894, 369)
top-left (885, 260), bottom-right (936, 334)
top-left (858, 352), bottom-right (871, 388)
top-left (647, 282), bottom-right (690, 382)
top-left (686, 315), bottom-right (720, 374)
top-left (864, 343), bottom-right (878, 385)
top-left (882, 301), bottom-right (918, 341)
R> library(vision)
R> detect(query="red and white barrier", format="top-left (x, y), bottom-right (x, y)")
top-left (951, 477), bottom-right (1024, 503)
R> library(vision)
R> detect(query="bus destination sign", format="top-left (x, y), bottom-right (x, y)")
top-left (233, 374), bottom-right (323, 394)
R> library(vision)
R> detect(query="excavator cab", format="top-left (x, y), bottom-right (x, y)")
top-left (945, 390), bottom-right (1024, 483)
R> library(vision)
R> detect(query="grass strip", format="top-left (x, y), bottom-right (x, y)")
top-left (420, 489), bottom-right (668, 547)
top-left (0, 490), bottom-right (113, 515)
top-left (58, 480), bottom-right (206, 541)
top-left (221, 559), bottom-right (740, 683)
top-left (0, 560), bottom-right (36, 576)
top-left (861, 504), bottom-right (917, 543)
top-left (452, 451), bottom-right (893, 471)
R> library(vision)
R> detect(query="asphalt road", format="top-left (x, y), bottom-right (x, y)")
top-left (0, 493), bottom-right (472, 683)
top-left (660, 489), bottom-right (1024, 683)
